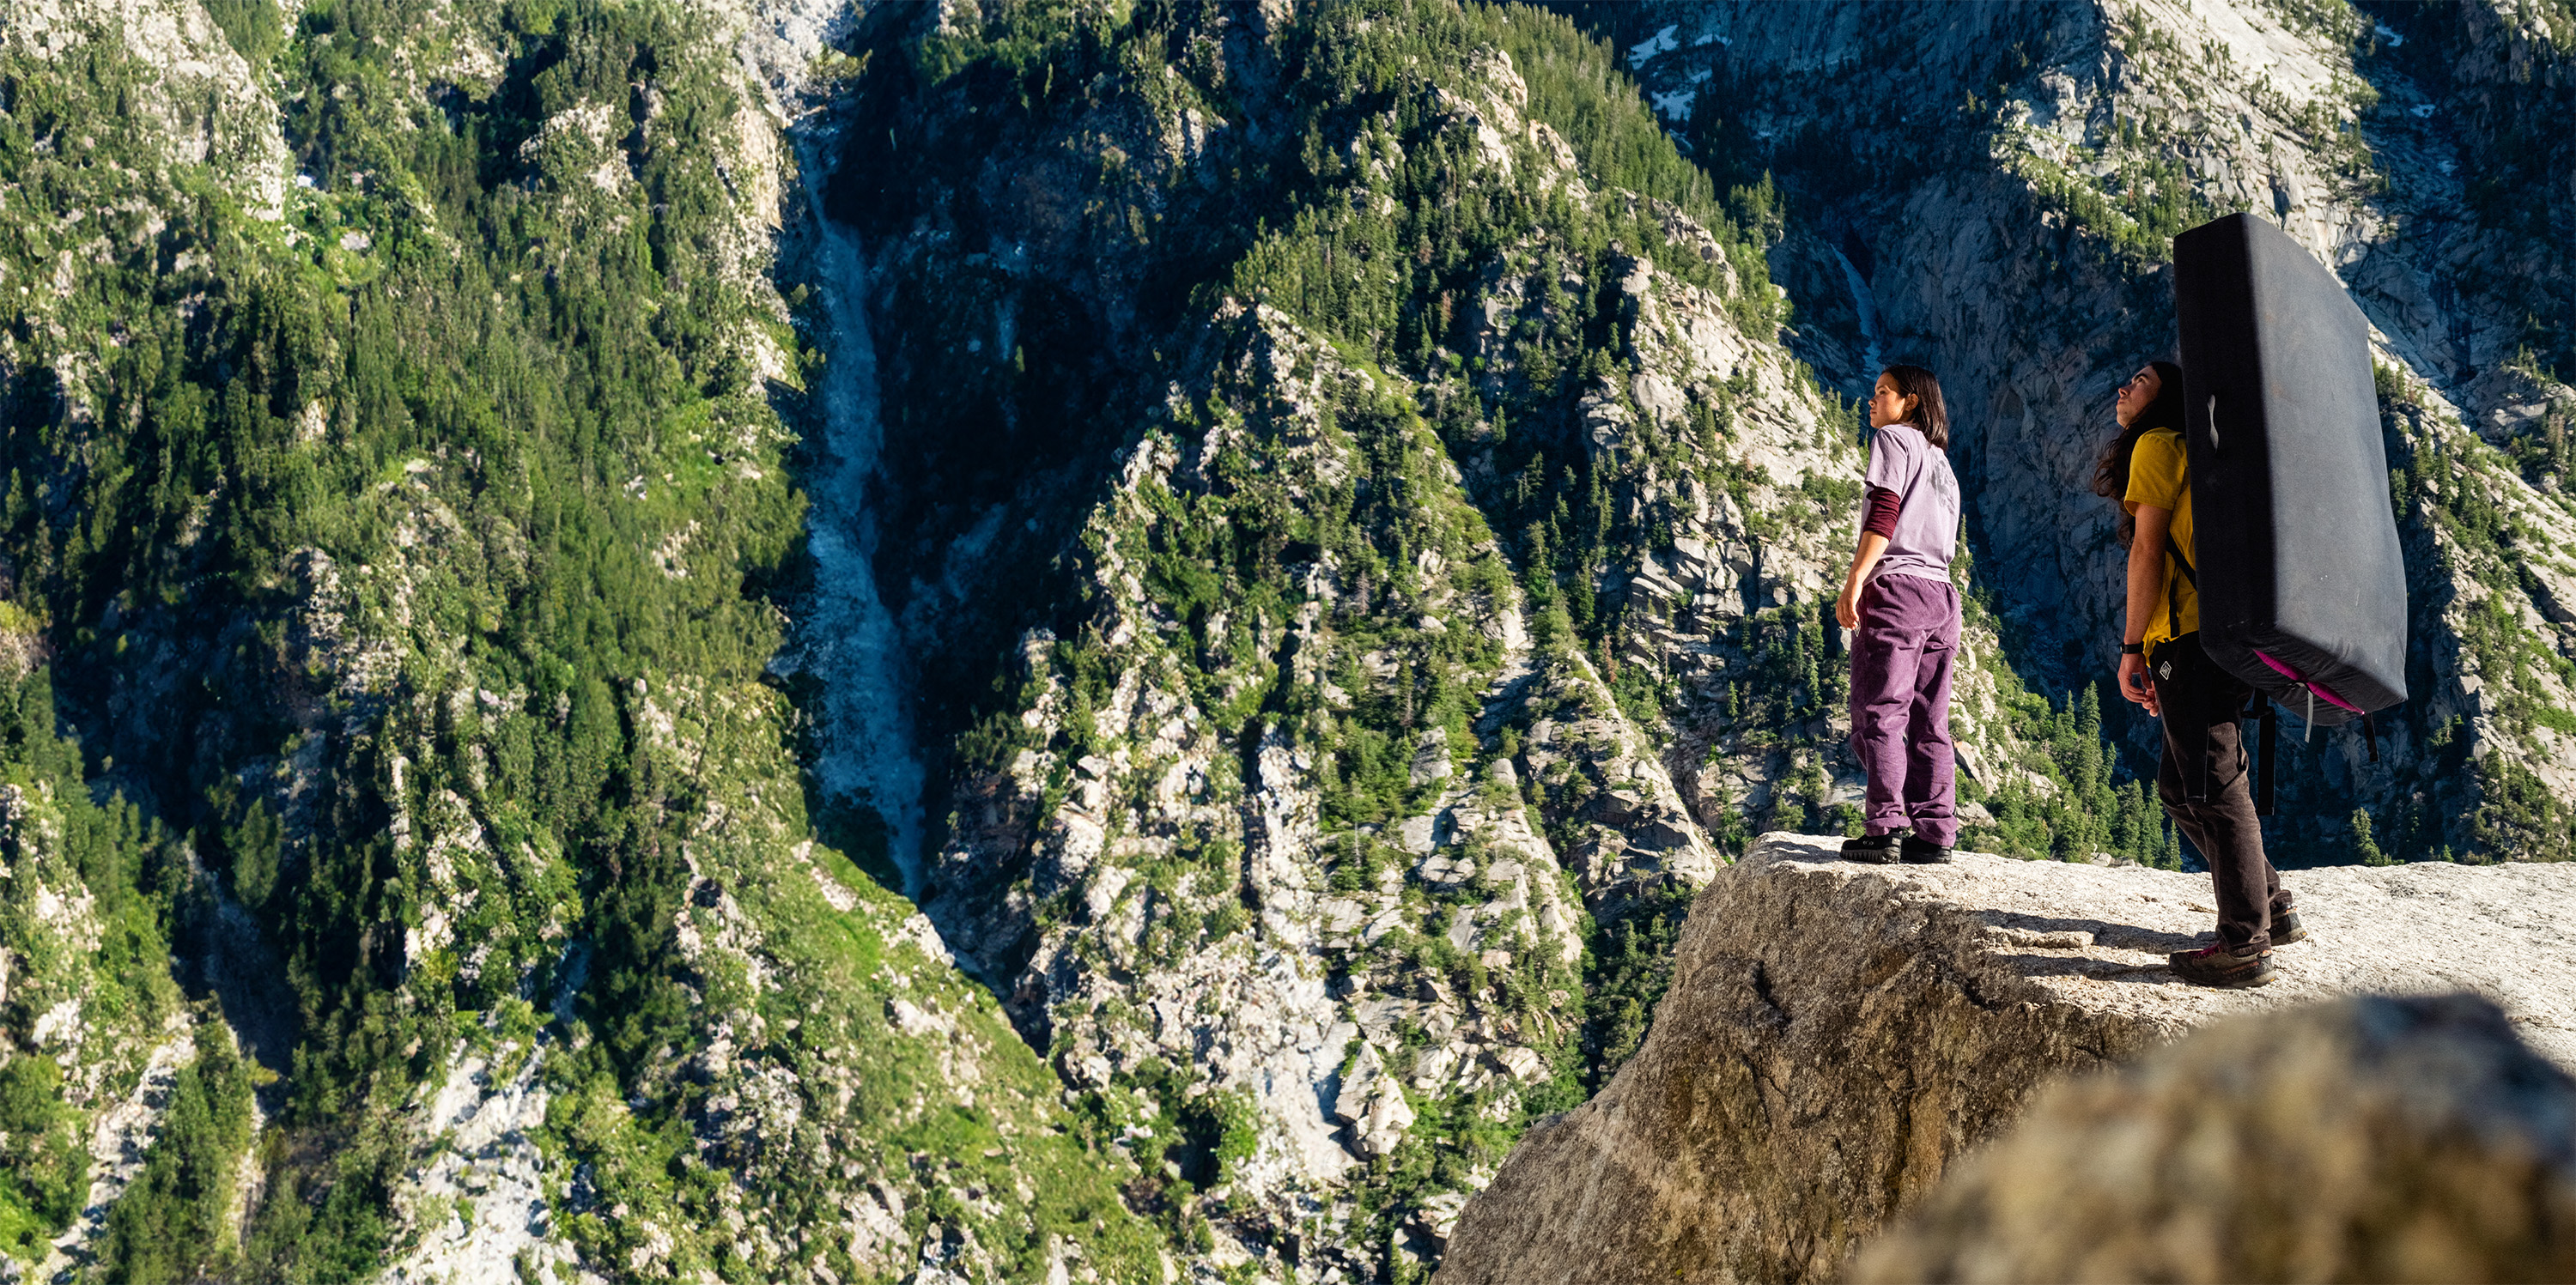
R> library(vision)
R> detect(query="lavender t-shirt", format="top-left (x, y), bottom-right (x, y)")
top-left (1862, 422), bottom-right (1959, 584)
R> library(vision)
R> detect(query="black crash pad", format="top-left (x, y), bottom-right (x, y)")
top-left (2172, 213), bottom-right (2408, 726)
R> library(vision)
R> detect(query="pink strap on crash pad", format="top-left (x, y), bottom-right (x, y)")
top-left (2251, 649), bottom-right (2363, 714)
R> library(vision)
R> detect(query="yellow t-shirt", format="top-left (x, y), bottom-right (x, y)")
top-left (2124, 427), bottom-right (2197, 646)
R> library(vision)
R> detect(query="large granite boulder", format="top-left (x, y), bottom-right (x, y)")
top-left (1852, 991), bottom-right (2576, 1283)
top-left (1436, 833), bottom-right (2576, 1284)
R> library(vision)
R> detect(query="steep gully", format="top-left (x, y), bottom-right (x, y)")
top-left (791, 132), bottom-right (927, 899)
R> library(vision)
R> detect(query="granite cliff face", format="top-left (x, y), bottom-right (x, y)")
top-left (1437, 833), bottom-right (2576, 1284)
top-left (807, 0), bottom-right (2576, 1277)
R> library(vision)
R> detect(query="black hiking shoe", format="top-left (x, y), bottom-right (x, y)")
top-left (1899, 835), bottom-right (1954, 864)
top-left (2269, 910), bottom-right (2307, 945)
top-left (1840, 833), bottom-right (1903, 864)
top-left (2168, 943), bottom-right (2276, 989)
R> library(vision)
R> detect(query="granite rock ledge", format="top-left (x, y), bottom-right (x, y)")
top-left (1852, 991), bottom-right (2576, 1283)
top-left (1436, 833), bottom-right (2576, 1285)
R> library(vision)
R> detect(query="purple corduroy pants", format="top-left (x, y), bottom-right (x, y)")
top-left (1847, 573), bottom-right (1960, 845)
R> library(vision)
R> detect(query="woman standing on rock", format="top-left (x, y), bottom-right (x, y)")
top-left (1835, 364), bottom-right (1962, 865)
top-left (2098, 360), bottom-right (2303, 989)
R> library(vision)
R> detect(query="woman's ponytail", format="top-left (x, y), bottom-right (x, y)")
top-left (2091, 359), bottom-right (2186, 548)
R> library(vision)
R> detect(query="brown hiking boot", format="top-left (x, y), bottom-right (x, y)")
top-left (2168, 943), bottom-right (2276, 989)
top-left (1840, 833), bottom-right (1902, 864)
top-left (2269, 910), bottom-right (2306, 945)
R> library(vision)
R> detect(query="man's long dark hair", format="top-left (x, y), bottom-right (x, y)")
top-left (2091, 360), bottom-right (2186, 549)
top-left (1882, 363), bottom-right (1948, 449)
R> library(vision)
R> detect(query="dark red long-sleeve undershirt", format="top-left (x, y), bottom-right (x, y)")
top-left (1863, 486), bottom-right (1901, 538)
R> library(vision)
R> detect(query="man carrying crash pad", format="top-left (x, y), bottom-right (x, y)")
top-left (2104, 359), bottom-right (2302, 990)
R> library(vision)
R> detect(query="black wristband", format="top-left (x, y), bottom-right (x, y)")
top-left (2121, 641), bottom-right (2145, 656)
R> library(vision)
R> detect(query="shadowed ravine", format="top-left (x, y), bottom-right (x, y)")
top-left (794, 132), bottom-right (927, 898)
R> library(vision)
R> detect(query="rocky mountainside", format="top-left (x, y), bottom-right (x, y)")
top-left (0, 0), bottom-right (2566, 1281)
top-left (1437, 832), bottom-right (2576, 1284)
top-left (1594, 0), bottom-right (2576, 864)
top-left (0, 0), bottom-right (1176, 1279)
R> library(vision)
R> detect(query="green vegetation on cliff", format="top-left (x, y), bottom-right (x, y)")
top-left (0, 0), bottom-right (1170, 1276)
top-left (0, 666), bottom-right (182, 1264)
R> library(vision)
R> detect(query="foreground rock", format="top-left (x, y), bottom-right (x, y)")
top-left (1852, 992), bottom-right (2576, 1283)
top-left (1436, 833), bottom-right (2576, 1284)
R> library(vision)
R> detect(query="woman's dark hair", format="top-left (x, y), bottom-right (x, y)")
top-left (1880, 363), bottom-right (1948, 449)
top-left (2091, 359), bottom-right (2187, 549)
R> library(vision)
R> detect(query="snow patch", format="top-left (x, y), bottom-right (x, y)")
top-left (1626, 24), bottom-right (1679, 70)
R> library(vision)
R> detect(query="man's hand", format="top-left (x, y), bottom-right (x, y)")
top-left (2118, 651), bottom-right (2160, 717)
top-left (1836, 582), bottom-right (1861, 631)
top-left (2122, 505), bottom-right (2173, 720)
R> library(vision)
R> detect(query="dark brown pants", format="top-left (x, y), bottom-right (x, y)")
top-left (2148, 633), bottom-right (2292, 953)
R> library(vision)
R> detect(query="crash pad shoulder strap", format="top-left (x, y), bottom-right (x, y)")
top-left (2166, 533), bottom-right (2196, 643)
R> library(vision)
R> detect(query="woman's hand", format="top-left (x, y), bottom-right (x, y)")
top-left (2118, 651), bottom-right (2160, 717)
top-left (1839, 532), bottom-right (1889, 631)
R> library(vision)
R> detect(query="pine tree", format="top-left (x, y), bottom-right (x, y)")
top-left (2353, 808), bottom-right (2390, 866)
top-left (2113, 779), bottom-right (2148, 864)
